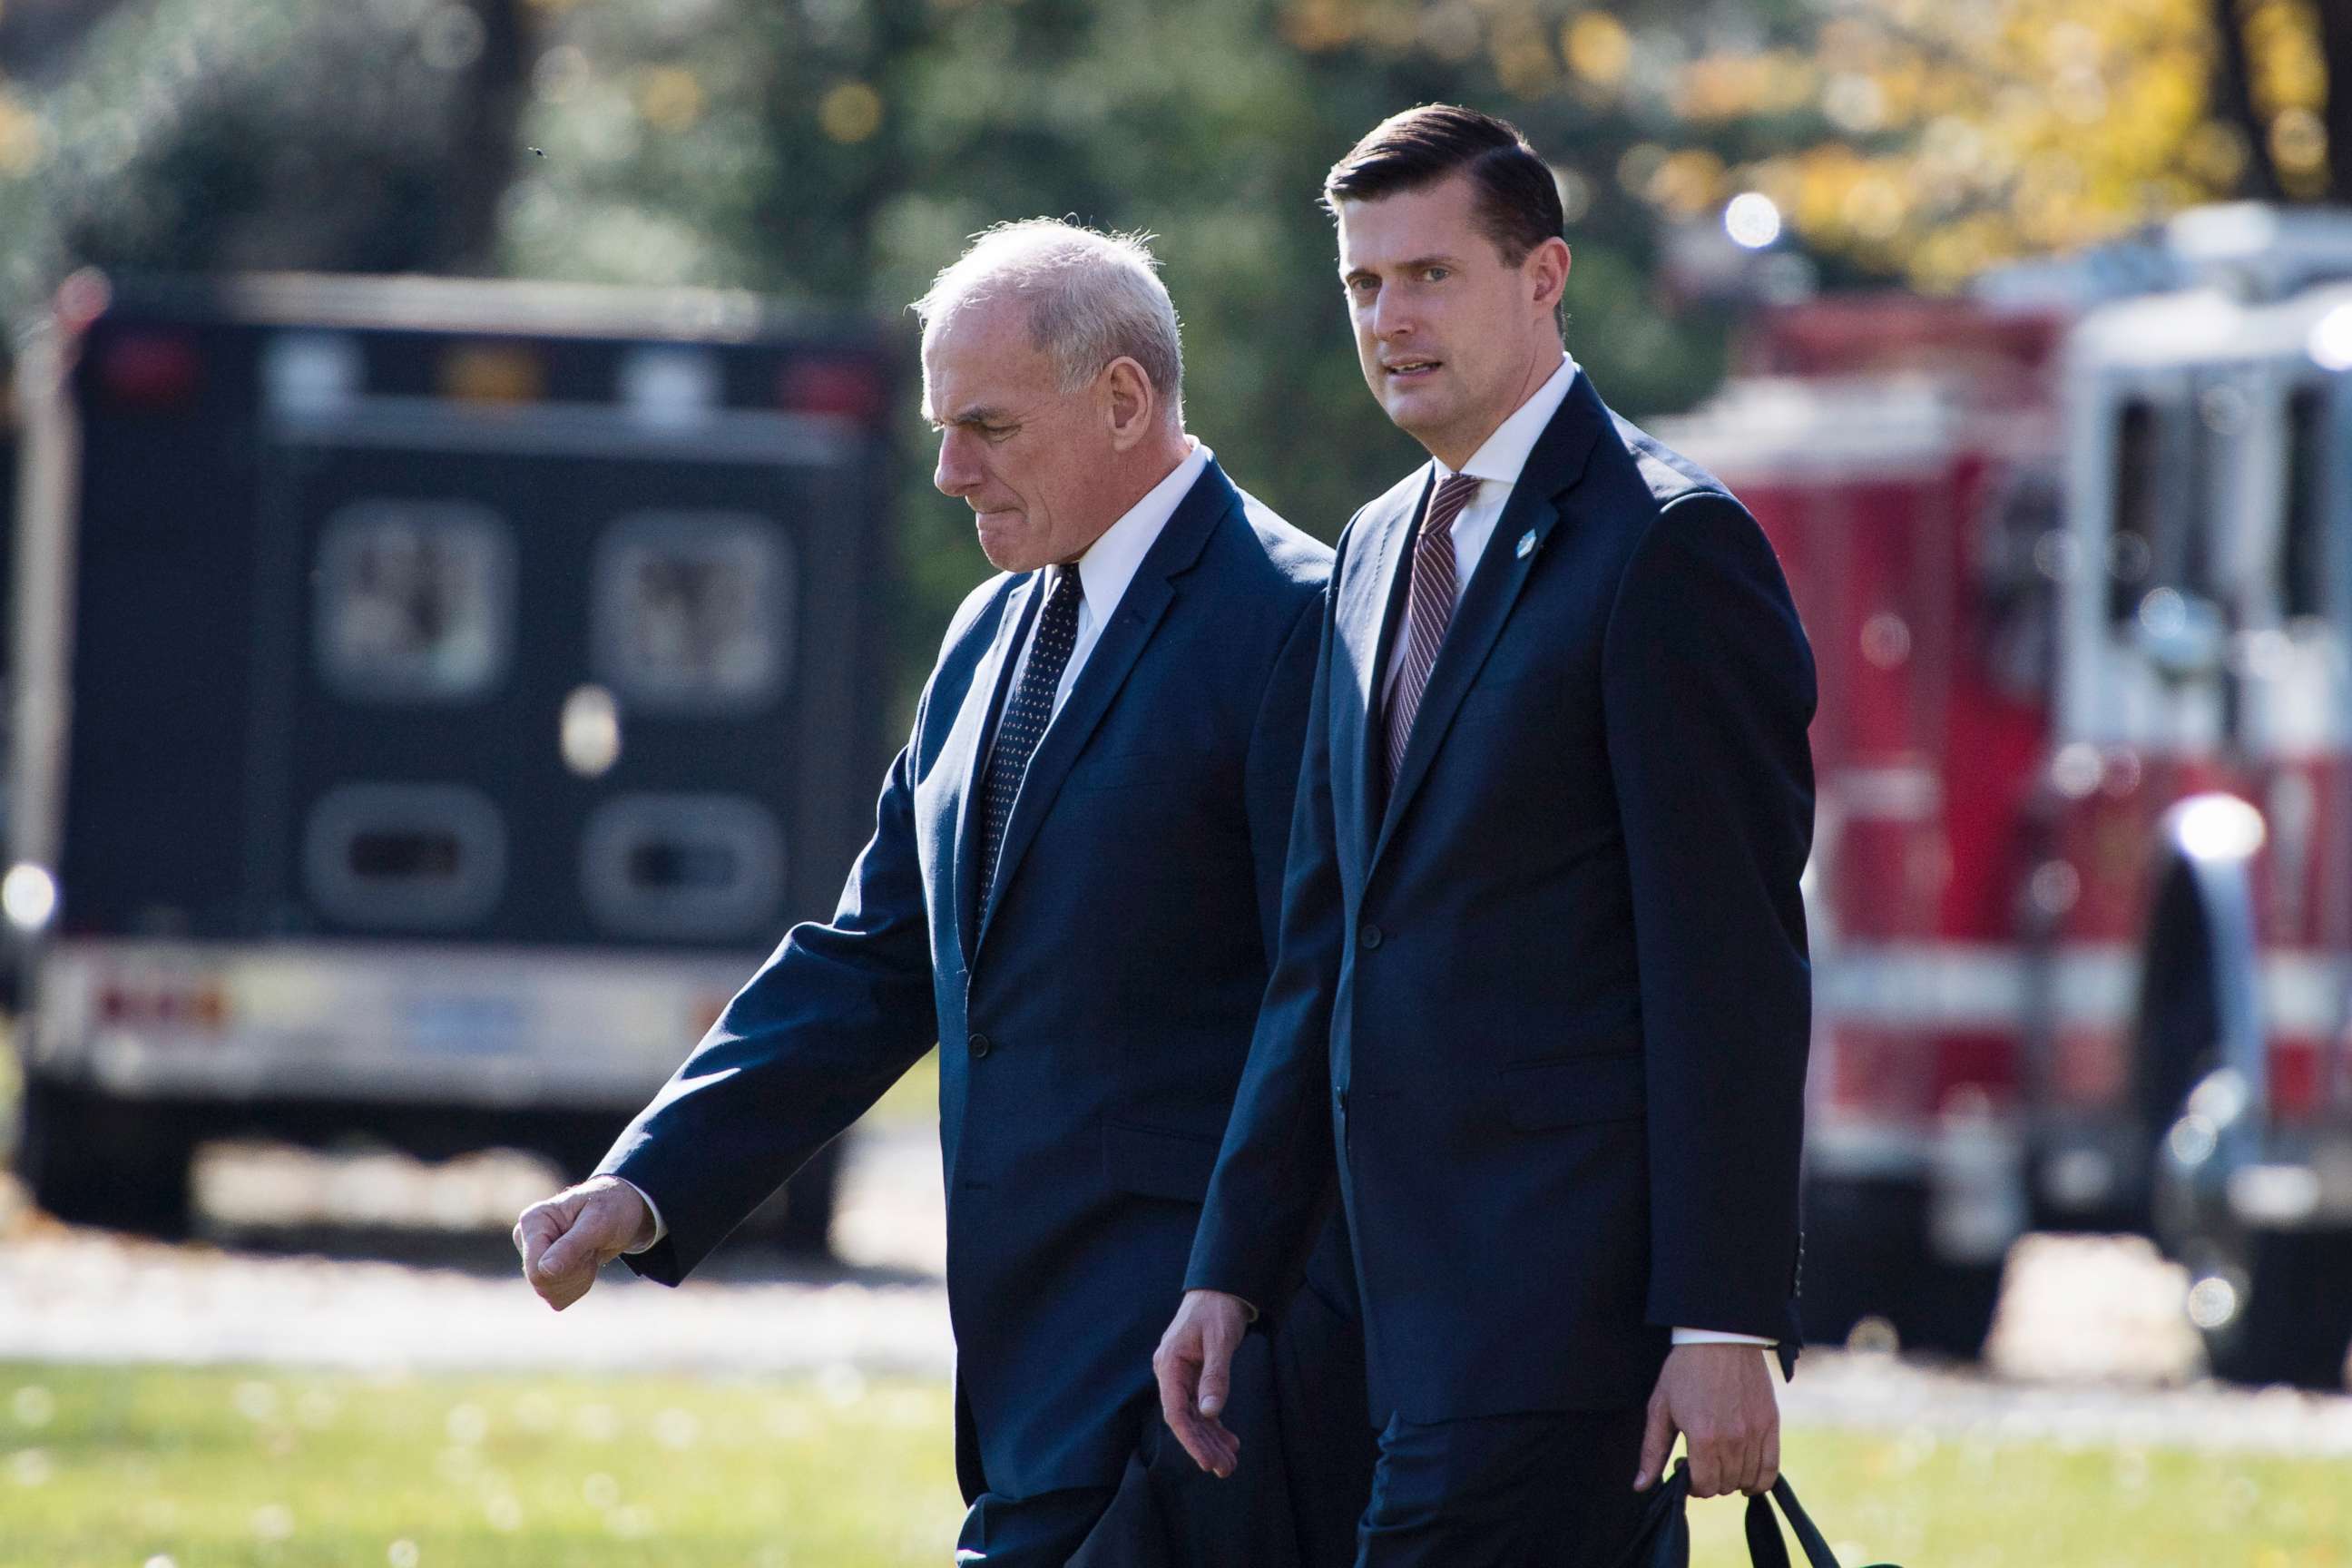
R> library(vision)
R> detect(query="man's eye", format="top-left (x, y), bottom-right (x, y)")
top-left (1423, 268), bottom-right (1449, 283)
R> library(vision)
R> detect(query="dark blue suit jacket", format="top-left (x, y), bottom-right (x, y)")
top-left (1186, 373), bottom-right (1817, 1424)
top-left (600, 460), bottom-right (1339, 1501)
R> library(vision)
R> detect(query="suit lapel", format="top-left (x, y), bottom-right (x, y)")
top-left (951, 573), bottom-right (1042, 965)
top-left (973, 460), bottom-right (1240, 948)
top-left (1371, 373), bottom-right (1610, 867)
top-left (1333, 482), bottom-right (1424, 869)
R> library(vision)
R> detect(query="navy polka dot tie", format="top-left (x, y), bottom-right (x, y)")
top-left (975, 565), bottom-right (1084, 908)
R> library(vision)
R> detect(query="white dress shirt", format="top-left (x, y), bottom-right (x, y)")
top-left (617, 443), bottom-right (1211, 1255)
top-left (1003, 439), bottom-right (1209, 721)
top-left (1381, 354), bottom-right (1575, 707)
top-left (1371, 355), bottom-right (1771, 1352)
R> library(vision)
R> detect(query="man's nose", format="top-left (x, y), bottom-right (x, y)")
top-left (1370, 289), bottom-right (1413, 344)
top-left (935, 430), bottom-right (977, 497)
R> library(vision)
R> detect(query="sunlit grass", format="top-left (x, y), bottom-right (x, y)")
top-left (4, 1362), bottom-right (2349, 1566)
top-left (865, 1045), bottom-right (939, 1128)
top-left (1700, 1424), bottom-right (2352, 1566)
top-left (0, 1363), bottom-right (962, 1567)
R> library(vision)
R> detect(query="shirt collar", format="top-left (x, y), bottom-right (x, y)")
top-left (1067, 438), bottom-right (1210, 613)
top-left (1437, 353), bottom-right (1579, 489)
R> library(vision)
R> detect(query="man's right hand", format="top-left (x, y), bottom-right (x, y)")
top-left (514, 1176), bottom-right (652, 1311)
top-left (1152, 1289), bottom-right (1250, 1478)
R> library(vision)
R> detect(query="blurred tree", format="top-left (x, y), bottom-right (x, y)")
top-left (0, 0), bottom-right (147, 86)
top-left (501, 0), bottom-right (1739, 685)
top-left (2211, 0), bottom-right (2347, 206)
top-left (0, 0), bottom-right (538, 325)
top-left (44, 0), bottom-right (2326, 688)
top-left (1274, 0), bottom-right (2343, 291)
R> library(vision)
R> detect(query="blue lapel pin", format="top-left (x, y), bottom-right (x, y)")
top-left (1514, 528), bottom-right (1538, 560)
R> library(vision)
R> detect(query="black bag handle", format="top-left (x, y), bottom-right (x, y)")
top-left (1617, 1461), bottom-right (1901, 1568)
top-left (1616, 1462), bottom-right (1691, 1568)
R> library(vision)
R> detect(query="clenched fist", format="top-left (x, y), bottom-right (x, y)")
top-left (513, 1176), bottom-right (654, 1310)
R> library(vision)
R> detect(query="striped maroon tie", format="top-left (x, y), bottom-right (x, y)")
top-left (1383, 472), bottom-right (1485, 789)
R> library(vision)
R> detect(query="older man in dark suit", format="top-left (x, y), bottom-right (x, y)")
top-left (516, 220), bottom-right (1371, 1566)
top-left (1156, 107), bottom-right (1817, 1567)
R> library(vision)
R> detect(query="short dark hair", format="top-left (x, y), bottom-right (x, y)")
top-left (1322, 104), bottom-right (1563, 263)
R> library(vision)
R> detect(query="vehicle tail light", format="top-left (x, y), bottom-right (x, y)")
top-left (780, 357), bottom-right (885, 421)
top-left (440, 343), bottom-right (544, 405)
top-left (97, 332), bottom-right (201, 410)
top-left (2269, 1036), bottom-right (2323, 1122)
top-left (94, 978), bottom-right (230, 1031)
top-left (187, 985), bottom-right (230, 1030)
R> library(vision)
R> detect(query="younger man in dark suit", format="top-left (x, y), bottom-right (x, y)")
top-left (517, 220), bottom-right (1371, 1567)
top-left (1157, 107), bottom-right (1816, 1566)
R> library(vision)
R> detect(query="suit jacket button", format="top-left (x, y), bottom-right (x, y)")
top-left (968, 1032), bottom-right (992, 1059)
top-left (1359, 922), bottom-right (1384, 951)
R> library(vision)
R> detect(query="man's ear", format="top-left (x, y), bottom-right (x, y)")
top-left (1526, 237), bottom-right (1572, 313)
top-left (1102, 357), bottom-right (1158, 451)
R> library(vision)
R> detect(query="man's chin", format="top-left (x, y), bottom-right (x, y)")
top-left (975, 519), bottom-right (1041, 573)
top-left (1379, 389), bottom-right (1454, 443)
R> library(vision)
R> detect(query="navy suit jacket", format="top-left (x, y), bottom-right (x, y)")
top-left (600, 460), bottom-right (1338, 1500)
top-left (1186, 372), bottom-right (1817, 1424)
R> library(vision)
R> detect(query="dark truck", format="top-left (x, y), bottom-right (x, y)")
top-left (6, 270), bottom-right (896, 1249)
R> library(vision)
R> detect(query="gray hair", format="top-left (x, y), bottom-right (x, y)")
top-left (913, 219), bottom-right (1184, 416)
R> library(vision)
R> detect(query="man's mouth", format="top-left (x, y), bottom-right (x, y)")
top-left (1384, 358), bottom-right (1442, 380)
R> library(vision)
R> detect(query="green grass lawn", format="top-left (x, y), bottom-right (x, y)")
top-left (865, 1046), bottom-right (940, 1129)
top-left (1, 1364), bottom-right (965, 1567)
top-left (5, 1362), bottom-right (2347, 1567)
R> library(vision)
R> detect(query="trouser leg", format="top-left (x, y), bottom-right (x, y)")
top-left (956, 1485), bottom-right (1117, 1567)
top-left (1274, 1222), bottom-right (1380, 1568)
top-left (1354, 1405), bottom-right (1649, 1568)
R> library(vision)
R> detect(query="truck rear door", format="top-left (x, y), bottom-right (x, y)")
top-left (253, 333), bottom-right (881, 954)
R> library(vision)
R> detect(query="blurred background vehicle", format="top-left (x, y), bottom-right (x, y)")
top-left (1662, 203), bottom-right (2352, 1388)
top-left (5, 269), bottom-right (895, 1250)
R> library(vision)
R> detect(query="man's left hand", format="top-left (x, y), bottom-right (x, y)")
top-left (1633, 1343), bottom-right (1779, 1498)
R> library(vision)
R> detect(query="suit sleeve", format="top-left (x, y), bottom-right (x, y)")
top-left (1602, 490), bottom-right (1817, 1340)
top-left (596, 703), bottom-right (944, 1285)
top-left (1187, 555), bottom-right (1349, 1317)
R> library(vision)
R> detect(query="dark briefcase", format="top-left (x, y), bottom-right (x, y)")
top-left (1613, 1460), bottom-right (1902, 1568)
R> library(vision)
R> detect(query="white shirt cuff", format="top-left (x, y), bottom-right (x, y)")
top-left (1671, 1328), bottom-right (1776, 1347)
top-left (612, 1177), bottom-right (666, 1253)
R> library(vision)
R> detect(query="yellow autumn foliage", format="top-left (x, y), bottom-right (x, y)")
top-left (1278, 0), bottom-right (2334, 285)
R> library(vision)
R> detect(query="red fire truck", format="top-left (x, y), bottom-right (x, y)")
top-left (1659, 204), bottom-right (2352, 1387)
